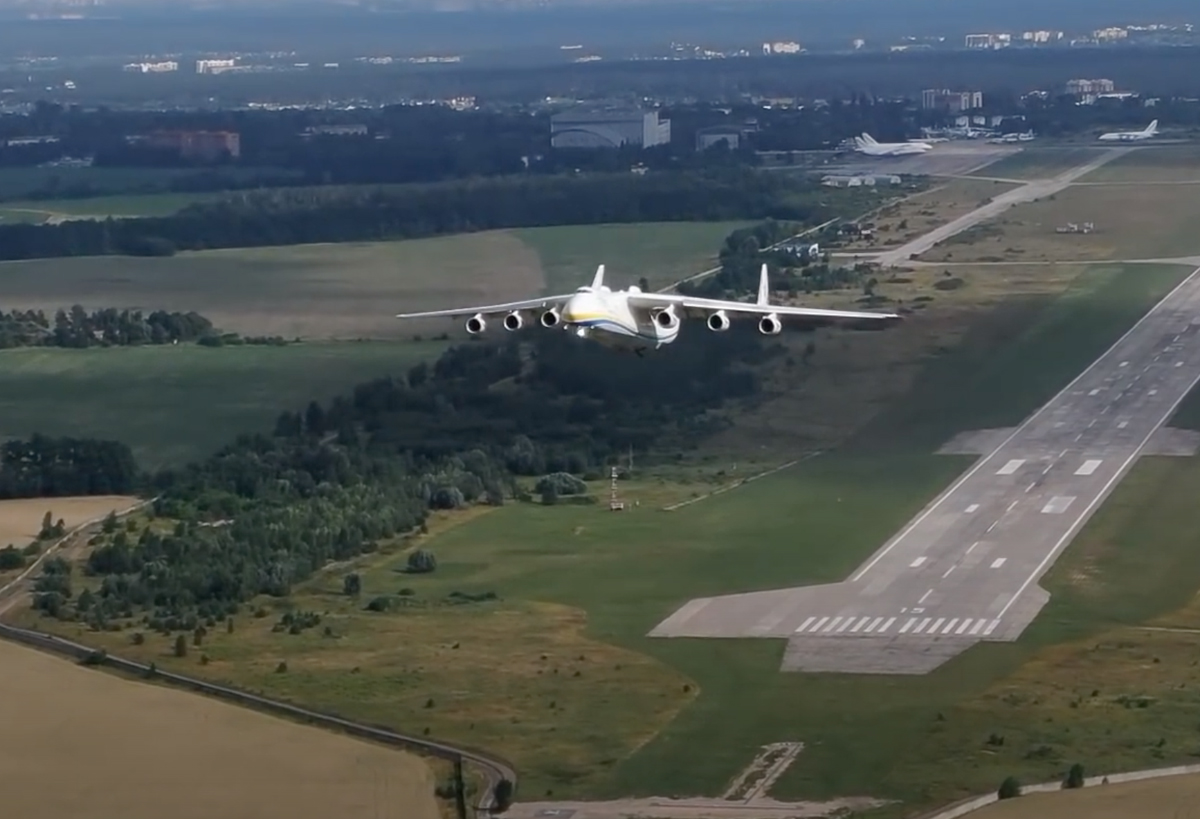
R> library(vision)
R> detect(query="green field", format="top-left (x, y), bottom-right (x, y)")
top-left (512, 221), bottom-right (751, 292)
top-left (974, 147), bottom-right (1108, 180)
top-left (0, 192), bottom-right (223, 223)
top-left (30, 262), bottom-right (1200, 812)
top-left (0, 341), bottom-right (446, 469)
top-left (1079, 144), bottom-right (1200, 183)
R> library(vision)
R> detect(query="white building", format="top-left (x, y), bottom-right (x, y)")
top-left (124, 61), bottom-right (179, 73)
top-left (550, 109), bottom-right (671, 149)
top-left (196, 59), bottom-right (237, 75)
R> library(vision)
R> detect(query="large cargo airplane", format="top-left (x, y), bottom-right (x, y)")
top-left (852, 133), bottom-right (933, 156)
top-left (1098, 120), bottom-right (1158, 141)
top-left (397, 263), bottom-right (900, 355)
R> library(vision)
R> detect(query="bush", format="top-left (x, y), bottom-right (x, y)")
top-left (0, 545), bottom-right (25, 570)
top-left (934, 276), bottom-right (965, 291)
top-left (535, 472), bottom-right (588, 496)
top-left (405, 548), bottom-right (437, 574)
top-left (365, 595), bottom-right (392, 612)
top-left (493, 778), bottom-right (515, 812)
top-left (1064, 763), bottom-right (1085, 789)
top-left (998, 776), bottom-right (1021, 800)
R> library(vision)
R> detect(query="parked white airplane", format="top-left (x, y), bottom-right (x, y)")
top-left (852, 133), bottom-right (932, 156)
top-left (1098, 120), bottom-right (1158, 141)
top-left (396, 263), bottom-right (900, 355)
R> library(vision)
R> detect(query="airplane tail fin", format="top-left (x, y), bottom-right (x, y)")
top-left (591, 264), bottom-right (605, 289)
top-left (861, 133), bottom-right (879, 145)
top-left (1146, 119), bottom-right (1159, 134)
top-left (757, 263), bottom-right (770, 306)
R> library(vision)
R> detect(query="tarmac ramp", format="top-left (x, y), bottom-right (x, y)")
top-left (651, 266), bottom-right (1200, 674)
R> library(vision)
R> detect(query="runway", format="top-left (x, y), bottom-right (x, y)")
top-left (650, 266), bottom-right (1200, 674)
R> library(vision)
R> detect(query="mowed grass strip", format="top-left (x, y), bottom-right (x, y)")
top-left (0, 638), bottom-right (440, 819)
top-left (0, 342), bottom-right (447, 469)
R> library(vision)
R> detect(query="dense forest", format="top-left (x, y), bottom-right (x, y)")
top-left (0, 169), bottom-right (879, 261)
top-left (0, 435), bottom-right (139, 500)
top-left (29, 327), bottom-right (782, 627)
top-left (0, 306), bottom-right (213, 349)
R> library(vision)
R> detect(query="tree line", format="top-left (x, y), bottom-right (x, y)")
top-left (0, 434), bottom-right (139, 500)
top-left (0, 306), bottom-right (213, 349)
top-left (33, 327), bottom-right (780, 628)
top-left (0, 169), bottom-right (859, 261)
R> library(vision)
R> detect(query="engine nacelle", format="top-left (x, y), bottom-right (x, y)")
top-left (465, 313), bottom-right (486, 334)
top-left (758, 314), bottom-right (782, 335)
top-left (653, 306), bottom-right (680, 330)
top-left (540, 308), bottom-right (561, 328)
top-left (706, 310), bottom-right (731, 332)
top-left (503, 311), bottom-right (524, 331)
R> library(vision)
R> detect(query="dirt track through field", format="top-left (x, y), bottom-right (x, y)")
top-left (0, 496), bottom-right (139, 550)
top-left (0, 638), bottom-right (440, 819)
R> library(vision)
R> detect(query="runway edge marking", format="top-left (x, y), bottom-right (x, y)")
top-left (851, 265), bottom-right (1200, 583)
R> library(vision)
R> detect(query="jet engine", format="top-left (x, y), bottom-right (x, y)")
top-left (540, 308), bottom-right (561, 328)
top-left (503, 311), bottom-right (524, 331)
top-left (706, 310), bottom-right (731, 332)
top-left (653, 306), bottom-right (680, 331)
top-left (758, 314), bottom-right (782, 335)
top-left (465, 313), bottom-right (486, 334)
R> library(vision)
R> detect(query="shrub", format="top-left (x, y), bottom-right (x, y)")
top-left (405, 548), bottom-right (437, 574)
top-left (1064, 763), bottom-right (1085, 789)
top-left (998, 776), bottom-right (1021, 800)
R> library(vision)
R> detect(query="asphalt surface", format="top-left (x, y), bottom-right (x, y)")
top-left (651, 266), bottom-right (1200, 674)
top-left (820, 143), bottom-right (1020, 179)
top-left (864, 146), bottom-right (1133, 269)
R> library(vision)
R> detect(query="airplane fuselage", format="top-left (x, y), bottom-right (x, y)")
top-left (558, 288), bottom-right (680, 352)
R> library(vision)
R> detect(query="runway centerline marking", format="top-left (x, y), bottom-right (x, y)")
top-left (910, 556), bottom-right (927, 568)
top-left (918, 589), bottom-right (933, 604)
top-left (943, 565), bottom-right (956, 578)
top-left (991, 557), bottom-right (1007, 568)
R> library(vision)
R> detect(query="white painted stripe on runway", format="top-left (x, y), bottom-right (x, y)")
top-left (929, 617), bottom-right (946, 634)
top-left (880, 617), bottom-right (896, 633)
top-left (914, 618), bottom-right (932, 634)
top-left (1176, 361), bottom-right (1184, 367)
top-left (965, 504), bottom-right (980, 513)
top-left (942, 618), bottom-right (959, 634)
top-left (1042, 496), bottom-right (1075, 514)
top-left (956, 618), bottom-right (973, 634)
top-left (1075, 459), bottom-right (1102, 476)
top-left (836, 618), bottom-right (854, 633)
top-left (850, 616), bottom-right (870, 633)
top-left (919, 589), bottom-right (933, 604)
top-left (943, 565), bottom-right (956, 579)
top-left (984, 619), bottom-right (1000, 636)
top-left (1150, 389), bottom-right (1158, 395)
top-left (823, 617), bottom-right (842, 633)
top-left (1088, 388), bottom-right (1100, 396)
top-left (970, 619), bottom-right (986, 635)
top-left (1120, 361), bottom-right (1128, 367)
top-left (997, 459), bottom-right (1025, 475)
top-left (900, 618), bottom-right (917, 634)
top-left (910, 556), bottom-right (927, 568)
top-left (1118, 421), bottom-right (1128, 429)
top-left (797, 616), bottom-right (816, 633)
top-left (966, 541), bottom-right (979, 554)
top-left (811, 616), bottom-right (830, 633)
top-left (865, 616), bottom-right (884, 633)
top-left (991, 557), bottom-right (1007, 568)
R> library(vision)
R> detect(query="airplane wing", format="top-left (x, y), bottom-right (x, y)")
top-left (630, 264), bottom-right (899, 325)
top-left (396, 294), bottom-right (572, 320)
top-left (628, 291), bottom-right (899, 324)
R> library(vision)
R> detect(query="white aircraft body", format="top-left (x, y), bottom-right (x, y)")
top-left (852, 133), bottom-right (932, 156)
top-left (1098, 120), bottom-right (1158, 141)
top-left (396, 263), bottom-right (900, 355)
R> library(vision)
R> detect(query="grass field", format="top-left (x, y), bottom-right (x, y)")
top-left (18, 262), bottom-right (1199, 813)
top-left (845, 178), bottom-right (1020, 253)
top-left (0, 230), bottom-right (546, 340)
top-left (0, 496), bottom-right (140, 551)
top-left (0, 638), bottom-right (440, 819)
top-left (0, 342), bottom-right (447, 469)
top-left (1080, 144), bottom-right (1200, 184)
top-left (512, 221), bottom-right (752, 292)
top-left (972, 147), bottom-right (1108, 181)
top-left (0, 192), bottom-right (222, 223)
top-left (972, 774), bottom-right (1200, 819)
top-left (920, 182), bottom-right (1200, 264)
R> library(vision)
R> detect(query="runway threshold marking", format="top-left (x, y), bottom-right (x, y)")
top-left (997, 459), bottom-right (1025, 475)
top-left (910, 556), bottom-right (927, 568)
top-left (1075, 459), bottom-right (1102, 476)
top-left (852, 266), bottom-right (1200, 586)
top-left (996, 268), bottom-right (1200, 622)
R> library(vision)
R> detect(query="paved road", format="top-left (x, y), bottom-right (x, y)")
top-left (864, 147), bottom-right (1133, 269)
top-left (651, 266), bottom-right (1200, 674)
